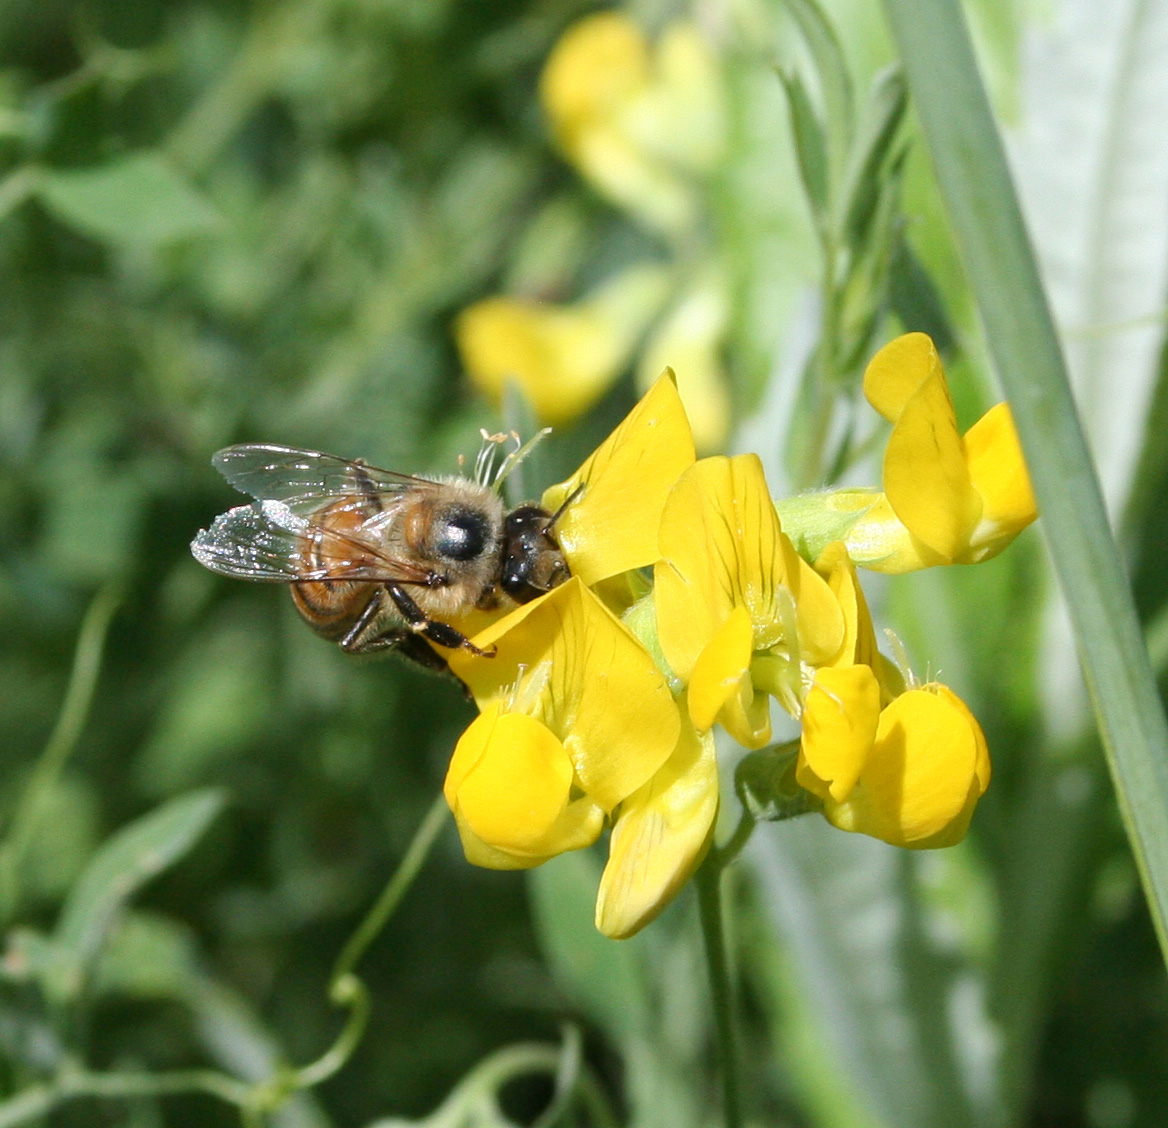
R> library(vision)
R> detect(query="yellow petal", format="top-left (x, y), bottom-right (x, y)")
top-left (542, 372), bottom-right (696, 587)
top-left (838, 491), bottom-right (948, 574)
top-left (540, 13), bottom-right (649, 152)
top-left (814, 542), bottom-right (878, 669)
top-left (450, 579), bottom-right (679, 813)
top-left (823, 685), bottom-right (987, 846)
top-left (448, 707), bottom-right (573, 853)
top-left (963, 402), bottom-right (1038, 556)
top-left (796, 665), bottom-right (881, 803)
top-left (687, 605), bottom-right (753, 732)
top-left (596, 713), bottom-right (718, 938)
top-left (863, 331), bottom-right (943, 422)
top-left (882, 369), bottom-right (981, 561)
top-left (452, 796), bottom-right (605, 870)
top-left (656, 455), bottom-right (844, 682)
top-left (716, 677), bottom-right (773, 750)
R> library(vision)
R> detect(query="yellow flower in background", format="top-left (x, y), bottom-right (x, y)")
top-left (654, 454), bottom-right (845, 748)
top-left (540, 12), bottom-right (725, 238)
top-left (636, 267), bottom-right (731, 453)
top-left (847, 332), bottom-right (1037, 572)
top-left (446, 579), bottom-right (679, 869)
top-left (455, 264), bottom-right (669, 425)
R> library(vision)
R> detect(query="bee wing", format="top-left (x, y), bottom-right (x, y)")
top-left (211, 444), bottom-right (431, 504)
top-left (191, 500), bottom-right (434, 584)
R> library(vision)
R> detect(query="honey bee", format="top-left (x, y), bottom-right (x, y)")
top-left (191, 441), bottom-right (572, 676)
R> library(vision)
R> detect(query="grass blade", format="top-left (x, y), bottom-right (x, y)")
top-left (879, 0), bottom-right (1168, 962)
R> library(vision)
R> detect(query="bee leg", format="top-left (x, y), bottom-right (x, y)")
top-left (337, 587), bottom-right (398, 654)
top-left (387, 583), bottom-right (497, 659)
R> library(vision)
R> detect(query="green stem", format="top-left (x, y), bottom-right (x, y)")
top-left (696, 853), bottom-right (743, 1128)
top-left (0, 583), bottom-right (121, 923)
top-left (712, 809), bottom-right (757, 869)
top-left (285, 974), bottom-right (370, 1090)
top-left (331, 792), bottom-right (450, 985)
top-left (0, 1067), bottom-right (251, 1128)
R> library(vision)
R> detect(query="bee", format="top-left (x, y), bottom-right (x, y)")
top-left (191, 440), bottom-right (572, 676)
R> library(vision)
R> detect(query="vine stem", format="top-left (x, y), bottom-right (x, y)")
top-left (331, 792), bottom-right (450, 984)
top-left (0, 582), bottom-right (121, 923)
top-left (695, 848), bottom-right (743, 1128)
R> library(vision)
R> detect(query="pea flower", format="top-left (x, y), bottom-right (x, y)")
top-left (441, 333), bottom-right (1027, 937)
top-left (540, 12), bottom-right (725, 238)
top-left (796, 546), bottom-right (991, 847)
top-left (654, 454), bottom-right (846, 748)
top-left (446, 372), bottom-right (715, 935)
top-left (777, 332), bottom-right (1038, 574)
top-left (445, 578), bottom-right (680, 869)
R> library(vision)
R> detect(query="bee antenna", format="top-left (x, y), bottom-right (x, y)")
top-left (545, 482), bottom-right (585, 531)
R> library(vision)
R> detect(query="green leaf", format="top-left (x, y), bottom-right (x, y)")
top-left (880, 0), bottom-right (1168, 969)
top-left (49, 789), bottom-right (224, 1001)
top-left (837, 65), bottom-right (908, 248)
top-left (750, 823), bottom-right (989, 1128)
top-left (734, 742), bottom-right (819, 822)
top-left (93, 910), bottom-right (200, 1001)
top-left (780, 0), bottom-right (855, 177)
top-left (527, 850), bottom-right (652, 1043)
top-left (888, 237), bottom-right (958, 356)
top-left (779, 69), bottom-right (831, 227)
top-left (37, 152), bottom-right (218, 249)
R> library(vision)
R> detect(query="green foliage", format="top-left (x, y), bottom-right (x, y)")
top-left (3, 0), bottom-right (1168, 1126)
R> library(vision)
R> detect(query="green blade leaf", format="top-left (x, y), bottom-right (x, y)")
top-left (528, 850), bottom-right (652, 1043)
top-left (880, 0), bottom-right (1168, 963)
top-left (836, 65), bottom-right (908, 248)
top-left (50, 789), bottom-right (224, 1000)
top-left (37, 151), bottom-right (218, 249)
top-left (779, 69), bottom-right (831, 228)
top-left (781, 0), bottom-right (855, 176)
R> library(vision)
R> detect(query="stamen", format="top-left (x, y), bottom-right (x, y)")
top-left (883, 628), bottom-right (918, 688)
top-left (492, 427), bottom-right (553, 493)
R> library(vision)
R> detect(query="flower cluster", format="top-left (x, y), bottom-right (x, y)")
top-left (443, 333), bottom-right (1036, 938)
top-left (454, 12), bottom-right (731, 450)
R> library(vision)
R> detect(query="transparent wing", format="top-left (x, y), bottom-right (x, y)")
top-left (211, 444), bottom-right (430, 504)
top-left (190, 500), bottom-right (433, 584)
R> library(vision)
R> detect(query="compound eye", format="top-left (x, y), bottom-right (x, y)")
top-left (435, 508), bottom-right (490, 562)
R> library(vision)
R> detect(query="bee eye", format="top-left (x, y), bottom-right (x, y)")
top-left (435, 508), bottom-right (489, 562)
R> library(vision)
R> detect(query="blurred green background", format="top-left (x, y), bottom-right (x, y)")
top-left (3, 0), bottom-right (1168, 1125)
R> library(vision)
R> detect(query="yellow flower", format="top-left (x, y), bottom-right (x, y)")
top-left (799, 678), bottom-right (991, 848)
top-left (847, 332), bottom-right (1037, 573)
top-left (540, 13), bottom-right (725, 238)
top-left (446, 579), bottom-right (679, 869)
top-left (654, 454), bottom-right (846, 748)
top-left (541, 370), bottom-right (695, 588)
top-left (443, 375), bottom-right (704, 933)
top-left (596, 705), bottom-right (718, 938)
top-left (795, 543), bottom-right (990, 848)
top-left (454, 264), bottom-right (669, 425)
